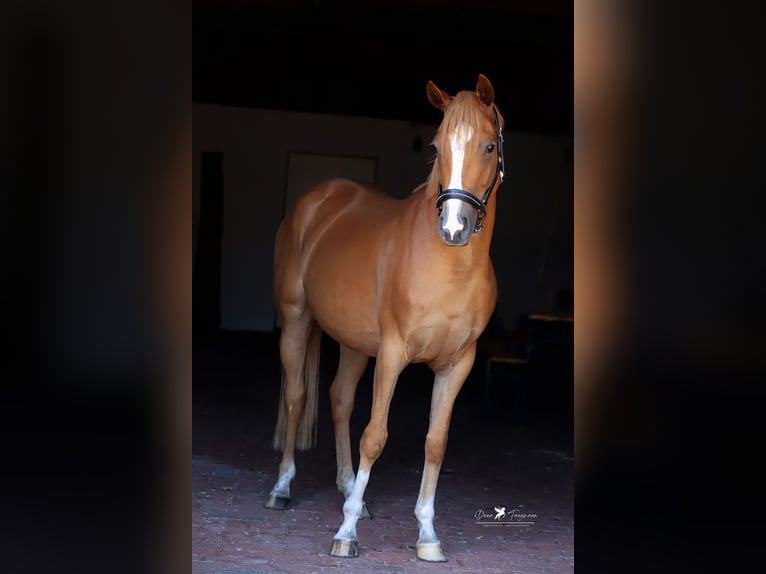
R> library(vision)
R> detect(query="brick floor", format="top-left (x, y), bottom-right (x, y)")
top-left (193, 332), bottom-right (573, 573)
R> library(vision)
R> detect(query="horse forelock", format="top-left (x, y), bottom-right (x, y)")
top-left (441, 91), bottom-right (487, 137)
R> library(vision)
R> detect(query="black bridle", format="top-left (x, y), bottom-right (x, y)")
top-left (436, 105), bottom-right (505, 233)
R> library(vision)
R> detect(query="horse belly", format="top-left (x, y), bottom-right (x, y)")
top-left (302, 234), bottom-right (382, 357)
top-left (308, 287), bottom-right (380, 357)
top-left (283, 179), bottom-right (405, 357)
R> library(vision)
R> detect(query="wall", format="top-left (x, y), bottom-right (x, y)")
top-left (193, 103), bottom-right (572, 333)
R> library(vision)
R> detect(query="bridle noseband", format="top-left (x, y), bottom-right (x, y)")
top-left (436, 106), bottom-right (505, 233)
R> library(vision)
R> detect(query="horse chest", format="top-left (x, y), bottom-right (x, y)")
top-left (398, 298), bottom-right (485, 363)
top-left (404, 321), bottom-right (479, 366)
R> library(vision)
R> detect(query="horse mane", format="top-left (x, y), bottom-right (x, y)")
top-left (416, 91), bottom-right (504, 195)
top-left (411, 182), bottom-right (430, 195)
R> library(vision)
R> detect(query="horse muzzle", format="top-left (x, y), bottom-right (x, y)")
top-left (438, 196), bottom-right (480, 246)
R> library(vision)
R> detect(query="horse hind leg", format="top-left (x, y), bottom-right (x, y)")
top-left (264, 310), bottom-right (321, 510)
top-left (329, 345), bottom-right (370, 518)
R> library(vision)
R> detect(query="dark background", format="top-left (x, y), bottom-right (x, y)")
top-left (193, 0), bottom-right (573, 134)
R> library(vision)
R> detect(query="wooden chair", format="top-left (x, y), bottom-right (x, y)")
top-left (477, 332), bottom-right (529, 418)
top-left (478, 313), bottom-right (573, 419)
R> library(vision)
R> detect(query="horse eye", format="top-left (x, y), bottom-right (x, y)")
top-left (485, 143), bottom-right (495, 154)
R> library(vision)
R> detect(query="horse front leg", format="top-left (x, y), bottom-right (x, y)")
top-left (330, 339), bottom-right (407, 558)
top-left (329, 345), bottom-right (371, 518)
top-left (415, 343), bottom-right (477, 562)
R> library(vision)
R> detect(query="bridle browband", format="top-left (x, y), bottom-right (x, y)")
top-left (436, 105), bottom-right (505, 233)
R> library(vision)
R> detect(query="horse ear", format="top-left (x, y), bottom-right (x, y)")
top-left (426, 80), bottom-right (452, 111)
top-left (476, 74), bottom-right (495, 107)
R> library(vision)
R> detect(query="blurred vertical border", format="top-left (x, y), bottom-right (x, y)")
top-left (576, 1), bottom-right (766, 572)
top-left (2, 1), bottom-right (190, 573)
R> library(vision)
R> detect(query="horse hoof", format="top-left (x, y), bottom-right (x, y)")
top-left (264, 494), bottom-right (290, 510)
top-left (330, 538), bottom-right (358, 558)
top-left (360, 501), bottom-right (372, 520)
top-left (416, 542), bottom-right (448, 562)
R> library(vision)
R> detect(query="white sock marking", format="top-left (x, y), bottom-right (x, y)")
top-left (342, 477), bottom-right (355, 500)
top-left (415, 494), bottom-right (438, 545)
top-left (271, 461), bottom-right (295, 497)
top-left (334, 469), bottom-right (370, 541)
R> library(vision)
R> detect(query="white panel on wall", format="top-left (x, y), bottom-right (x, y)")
top-left (284, 152), bottom-right (377, 217)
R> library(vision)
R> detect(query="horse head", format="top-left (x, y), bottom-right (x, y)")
top-left (426, 74), bottom-right (505, 247)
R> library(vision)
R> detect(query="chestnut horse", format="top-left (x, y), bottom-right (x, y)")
top-left (265, 74), bottom-right (505, 562)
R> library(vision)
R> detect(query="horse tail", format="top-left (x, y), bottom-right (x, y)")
top-left (272, 320), bottom-right (322, 451)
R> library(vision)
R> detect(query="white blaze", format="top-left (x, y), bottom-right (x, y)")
top-left (447, 127), bottom-right (471, 190)
top-left (442, 198), bottom-right (466, 239)
top-left (443, 126), bottom-right (473, 239)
